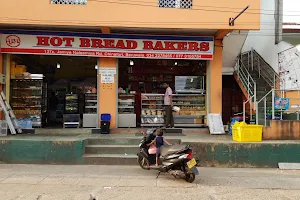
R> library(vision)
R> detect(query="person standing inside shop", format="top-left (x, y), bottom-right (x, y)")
top-left (163, 83), bottom-right (174, 128)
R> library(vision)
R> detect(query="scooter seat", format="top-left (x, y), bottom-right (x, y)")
top-left (160, 144), bottom-right (187, 156)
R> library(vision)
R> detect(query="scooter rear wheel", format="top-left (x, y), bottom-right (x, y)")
top-left (137, 154), bottom-right (150, 170)
top-left (185, 172), bottom-right (195, 183)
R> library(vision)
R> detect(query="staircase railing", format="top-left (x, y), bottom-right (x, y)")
top-left (235, 59), bottom-right (256, 99)
top-left (243, 95), bottom-right (255, 122)
top-left (234, 58), bottom-right (257, 119)
top-left (256, 89), bottom-right (300, 126)
top-left (256, 89), bottom-right (274, 126)
top-left (238, 49), bottom-right (289, 126)
top-left (251, 49), bottom-right (281, 91)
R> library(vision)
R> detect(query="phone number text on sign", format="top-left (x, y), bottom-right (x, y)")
top-left (101, 74), bottom-right (114, 83)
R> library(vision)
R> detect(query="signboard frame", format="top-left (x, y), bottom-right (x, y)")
top-left (0, 30), bottom-right (214, 60)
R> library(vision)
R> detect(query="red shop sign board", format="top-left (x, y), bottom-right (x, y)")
top-left (0, 31), bottom-right (214, 60)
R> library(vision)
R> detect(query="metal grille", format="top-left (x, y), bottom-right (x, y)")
top-left (158, 0), bottom-right (192, 9)
top-left (50, 0), bottom-right (87, 5)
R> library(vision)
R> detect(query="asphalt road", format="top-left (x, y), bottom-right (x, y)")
top-left (1, 164), bottom-right (300, 200)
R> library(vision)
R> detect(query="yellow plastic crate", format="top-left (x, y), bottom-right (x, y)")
top-left (232, 122), bottom-right (263, 142)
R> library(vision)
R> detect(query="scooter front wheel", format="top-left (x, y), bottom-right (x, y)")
top-left (185, 172), bottom-right (195, 183)
top-left (137, 154), bottom-right (150, 170)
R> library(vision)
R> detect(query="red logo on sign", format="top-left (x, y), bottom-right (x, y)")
top-left (6, 35), bottom-right (21, 47)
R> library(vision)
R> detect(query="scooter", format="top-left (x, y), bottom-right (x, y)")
top-left (137, 128), bottom-right (199, 183)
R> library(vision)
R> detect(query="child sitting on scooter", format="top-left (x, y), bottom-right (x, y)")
top-left (147, 128), bottom-right (172, 166)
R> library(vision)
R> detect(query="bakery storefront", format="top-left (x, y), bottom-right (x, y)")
top-left (0, 30), bottom-right (218, 129)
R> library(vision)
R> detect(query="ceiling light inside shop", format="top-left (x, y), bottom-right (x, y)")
top-left (130, 60), bottom-right (134, 66)
top-left (57, 63), bottom-right (61, 69)
top-left (95, 65), bottom-right (98, 69)
top-left (174, 62), bottom-right (178, 66)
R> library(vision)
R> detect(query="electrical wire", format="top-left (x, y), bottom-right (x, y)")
top-left (1, 17), bottom-right (300, 36)
top-left (87, 0), bottom-right (300, 17)
top-left (2, 0), bottom-right (300, 17)
top-left (0, 16), bottom-right (297, 27)
top-left (86, 0), bottom-right (300, 12)
top-left (0, 22), bottom-right (298, 37)
top-left (0, 1), bottom-right (299, 37)
top-left (1, 16), bottom-right (300, 34)
top-left (1, 1), bottom-right (300, 25)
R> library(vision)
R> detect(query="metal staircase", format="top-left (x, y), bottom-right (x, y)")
top-left (234, 56), bottom-right (256, 121)
top-left (234, 49), bottom-right (281, 125)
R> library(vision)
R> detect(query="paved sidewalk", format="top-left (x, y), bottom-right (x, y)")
top-left (1, 165), bottom-right (300, 199)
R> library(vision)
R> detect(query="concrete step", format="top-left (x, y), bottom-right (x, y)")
top-left (85, 144), bottom-right (139, 154)
top-left (87, 138), bottom-right (141, 145)
top-left (35, 128), bottom-right (91, 134)
top-left (87, 138), bottom-right (181, 145)
top-left (83, 154), bottom-right (137, 165)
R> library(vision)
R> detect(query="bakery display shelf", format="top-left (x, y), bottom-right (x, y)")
top-left (12, 96), bottom-right (42, 99)
top-left (13, 105), bottom-right (41, 108)
top-left (119, 94), bottom-right (135, 96)
top-left (141, 93), bottom-right (206, 127)
top-left (142, 103), bottom-right (164, 105)
top-left (66, 95), bottom-right (78, 100)
top-left (141, 99), bottom-right (163, 101)
top-left (173, 103), bottom-right (205, 106)
top-left (119, 106), bottom-right (135, 109)
top-left (141, 115), bottom-right (164, 117)
top-left (140, 124), bottom-right (164, 127)
top-left (175, 90), bottom-right (206, 94)
top-left (11, 77), bottom-right (45, 128)
top-left (142, 108), bottom-right (164, 110)
top-left (174, 115), bottom-right (205, 118)
top-left (141, 94), bottom-right (165, 126)
top-left (118, 94), bottom-right (136, 128)
top-left (118, 95), bottom-right (135, 111)
top-left (141, 93), bottom-right (163, 100)
top-left (83, 94), bottom-right (97, 128)
top-left (84, 93), bottom-right (97, 114)
top-left (141, 115), bottom-right (205, 118)
top-left (12, 87), bottom-right (42, 90)
top-left (119, 99), bottom-right (135, 103)
top-left (65, 94), bottom-right (78, 114)
top-left (86, 100), bottom-right (97, 102)
top-left (175, 124), bottom-right (206, 127)
top-left (85, 106), bottom-right (97, 108)
top-left (66, 101), bottom-right (78, 104)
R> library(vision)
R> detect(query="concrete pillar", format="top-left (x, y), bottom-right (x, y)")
top-left (206, 40), bottom-right (223, 114)
top-left (97, 58), bottom-right (118, 128)
top-left (97, 27), bottom-right (118, 128)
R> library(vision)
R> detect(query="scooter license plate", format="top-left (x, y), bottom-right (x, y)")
top-left (187, 158), bottom-right (197, 169)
